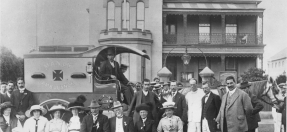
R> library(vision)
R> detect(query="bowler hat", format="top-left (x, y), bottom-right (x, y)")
top-left (120, 64), bottom-right (128, 69)
top-left (88, 100), bottom-right (101, 108)
top-left (111, 101), bottom-right (123, 109)
top-left (239, 81), bottom-right (251, 89)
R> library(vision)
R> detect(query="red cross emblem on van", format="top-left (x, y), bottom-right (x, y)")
top-left (53, 70), bottom-right (63, 81)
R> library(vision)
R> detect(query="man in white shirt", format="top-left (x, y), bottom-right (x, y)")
top-left (24, 105), bottom-right (48, 132)
top-left (185, 79), bottom-right (205, 132)
top-left (109, 101), bottom-right (134, 132)
top-left (3, 81), bottom-right (14, 102)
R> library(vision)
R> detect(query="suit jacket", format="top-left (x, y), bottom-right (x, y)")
top-left (173, 92), bottom-right (187, 122)
top-left (134, 118), bottom-right (156, 132)
top-left (127, 91), bottom-right (162, 124)
top-left (0, 115), bottom-right (18, 132)
top-left (201, 92), bottom-right (221, 132)
top-left (3, 93), bottom-right (11, 102)
top-left (80, 114), bottom-right (110, 132)
top-left (246, 91), bottom-right (264, 130)
top-left (216, 88), bottom-right (253, 132)
top-left (109, 116), bottom-right (134, 132)
top-left (10, 89), bottom-right (34, 113)
top-left (99, 60), bottom-right (128, 85)
top-left (0, 94), bottom-right (5, 104)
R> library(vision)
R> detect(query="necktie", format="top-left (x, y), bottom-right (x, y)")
top-left (117, 115), bottom-right (123, 119)
top-left (93, 115), bottom-right (98, 123)
top-left (20, 90), bottom-right (24, 93)
top-left (35, 118), bottom-right (39, 132)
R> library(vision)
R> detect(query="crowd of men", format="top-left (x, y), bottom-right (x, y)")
top-left (1, 75), bottom-right (286, 132)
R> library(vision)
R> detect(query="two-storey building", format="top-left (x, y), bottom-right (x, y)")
top-left (163, 0), bottom-right (265, 84)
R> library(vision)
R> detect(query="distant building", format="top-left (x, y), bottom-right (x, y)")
top-left (268, 47), bottom-right (287, 78)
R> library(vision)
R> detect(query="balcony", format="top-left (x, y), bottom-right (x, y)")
top-left (163, 33), bottom-right (262, 45)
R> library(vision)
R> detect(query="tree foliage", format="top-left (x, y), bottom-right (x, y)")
top-left (0, 46), bottom-right (24, 82)
top-left (240, 67), bottom-right (268, 82)
top-left (276, 74), bottom-right (286, 84)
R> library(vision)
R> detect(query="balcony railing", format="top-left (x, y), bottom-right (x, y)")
top-left (163, 33), bottom-right (262, 45)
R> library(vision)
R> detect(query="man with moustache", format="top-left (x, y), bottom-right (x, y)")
top-left (80, 100), bottom-right (110, 132)
top-left (201, 81), bottom-right (221, 132)
top-left (3, 81), bottom-right (14, 102)
top-left (11, 77), bottom-right (34, 113)
top-left (127, 79), bottom-right (162, 124)
top-left (216, 76), bottom-right (253, 132)
top-left (109, 101), bottom-right (134, 132)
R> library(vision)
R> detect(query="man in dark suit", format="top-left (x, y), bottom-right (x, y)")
top-left (11, 77), bottom-right (34, 113)
top-left (201, 81), bottom-right (221, 132)
top-left (99, 49), bottom-right (134, 105)
top-left (239, 81), bottom-right (264, 132)
top-left (127, 79), bottom-right (162, 124)
top-left (80, 100), bottom-right (110, 132)
top-left (109, 101), bottom-right (134, 132)
top-left (134, 103), bottom-right (157, 132)
top-left (3, 81), bottom-right (14, 102)
top-left (216, 76), bottom-right (253, 132)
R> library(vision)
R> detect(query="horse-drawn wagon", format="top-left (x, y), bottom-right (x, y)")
top-left (24, 44), bottom-right (150, 117)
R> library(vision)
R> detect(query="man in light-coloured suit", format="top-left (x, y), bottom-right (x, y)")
top-left (216, 76), bottom-right (253, 132)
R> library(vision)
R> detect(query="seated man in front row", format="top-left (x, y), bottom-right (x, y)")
top-left (99, 49), bottom-right (134, 105)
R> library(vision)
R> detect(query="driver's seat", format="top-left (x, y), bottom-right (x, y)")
top-left (93, 67), bottom-right (118, 94)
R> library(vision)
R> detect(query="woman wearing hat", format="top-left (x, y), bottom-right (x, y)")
top-left (66, 101), bottom-right (86, 132)
top-left (157, 101), bottom-right (183, 132)
top-left (0, 102), bottom-right (18, 132)
top-left (23, 105), bottom-right (48, 132)
top-left (134, 103), bottom-right (156, 132)
top-left (45, 104), bottom-right (68, 132)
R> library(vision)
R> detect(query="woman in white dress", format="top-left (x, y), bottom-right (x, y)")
top-left (66, 101), bottom-right (86, 132)
top-left (45, 104), bottom-right (68, 132)
top-left (157, 101), bottom-right (183, 132)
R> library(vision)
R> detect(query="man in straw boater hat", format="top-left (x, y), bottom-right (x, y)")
top-left (99, 48), bottom-right (134, 105)
top-left (134, 103), bottom-right (156, 132)
top-left (0, 102), bottom-right (18, 132)
top-left (23, 105), bottom-right (48, 132)
top-left (238, 81), bottom-right (264, 132)
top-left (109, 101), bottom-right (134, 132)
top-left (45, 103), bottom-right (68, 132)
top-left (80, 100), bottom-right (109, 132)
top-left (157, 101), bottom-right (183, 132)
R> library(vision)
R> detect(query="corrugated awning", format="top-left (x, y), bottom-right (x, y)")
top-left (163, 3), bottom-right (264, 14)
top-left (163, 3), bottom-right (260, 9)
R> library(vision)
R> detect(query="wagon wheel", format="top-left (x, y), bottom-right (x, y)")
top-left (39, 99), bottom-right (70, 120)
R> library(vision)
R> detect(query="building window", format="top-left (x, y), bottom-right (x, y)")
top-left (122, 2), bottom-right (130, 30)
top-left (141, 50), bottom-right (146, 81)
top-left (199, 16), bottom-right (210, 44)
top-left (165, 24), bottom-right (176, 34)
top-left (137, 2), bottom-right (145, 30)
top-left (226, 58), bottom-right (237, 71)
top-left (275, 62), bottom-right (277, 68)
top-left (226, 24), bottom-right (237, 44)
top-left (107, 1), bottom-right (115, 29)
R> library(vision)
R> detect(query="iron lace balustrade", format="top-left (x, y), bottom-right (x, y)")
top-left (163, 33), bottom-right (262, 45)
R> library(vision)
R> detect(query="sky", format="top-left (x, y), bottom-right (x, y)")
top-left (1, 0), bottom-right (287, 71)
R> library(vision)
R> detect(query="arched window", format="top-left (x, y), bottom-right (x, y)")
top-left (137, 2), bottom-right (145, 30)
top-left (107, 1), bottom-right (115, 29)
top-left (122, 2), bottom-right (130, 30)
